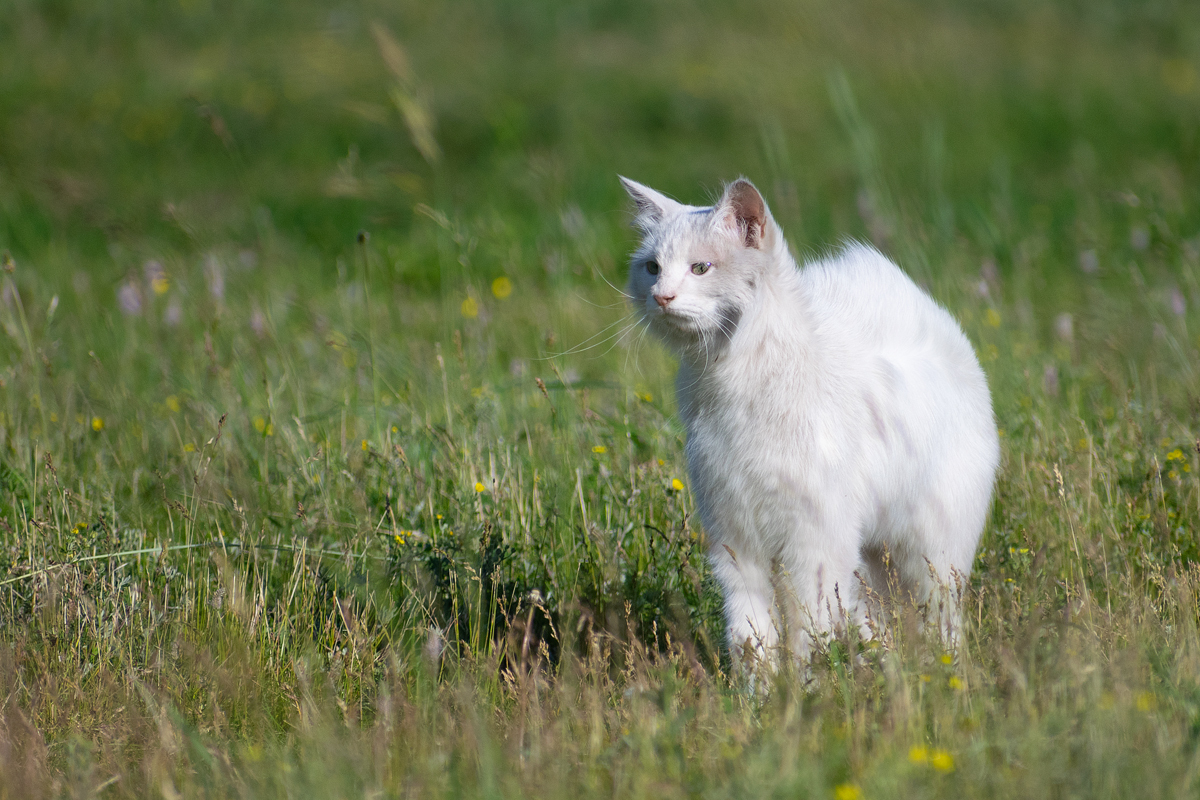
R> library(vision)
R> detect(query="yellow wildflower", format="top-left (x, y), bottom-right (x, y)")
top-left (253, 416), bottom-right (266, 433)
top-left (834, 784), bottom-right (862, 800)
top-left (940, 653), bottom-right (953, 665)
top-left (91, 416), bottom-right (104, 431)
top-left (592, 445), bottom-right (607, 454)
top-left (475, 481), bottom-right (486, 493)
top-left (166, 395), bottom-right (181, 412)
top-left (930, 749), bottom-right (954, 773)
top-left (985, 308), bottom-right (1001, 327)
top-left (361, 439), bottom-right (369, 452)
top-left (671, 478), bottom-right (684, 491)
top-left (461, 296), bottom-right (479, 319)
top-left (949, 676), bottom-right (963, 690)
top-left (908, 745), bottom-right (929, 764)
top-left (1167, 448), bottom-right (1184, 461)
top-left (151, 275), bottom-right (169, 295)
top-left (184, 443), bottom-right (195, 453)
top-left (491, 276), bottom-right (513, 299)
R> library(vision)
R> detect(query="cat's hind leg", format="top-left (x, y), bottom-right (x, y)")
top-left (903, 418), bottom-right (996, 646)
top-left (895, 513), bottom-right (981, 648)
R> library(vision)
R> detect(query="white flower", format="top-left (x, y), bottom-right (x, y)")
top-left (117, 282), bottom-right (142, 316)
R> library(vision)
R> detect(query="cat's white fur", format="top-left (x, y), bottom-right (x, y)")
top-left (621, 176), bottom-right (999, 662)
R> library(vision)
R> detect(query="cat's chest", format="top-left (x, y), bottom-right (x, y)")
top-left (680, 373), bottom-right (832, 543)
top-left (677, 343), bottom-right (866, 487)
top-left (680, 363), bottom-right (814, 464)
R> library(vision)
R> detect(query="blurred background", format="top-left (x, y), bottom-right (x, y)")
top-left (4, 0), bottom-right (1200, 309)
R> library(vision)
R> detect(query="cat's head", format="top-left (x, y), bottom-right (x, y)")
top-left (621, 176), bottom-right (783, 355)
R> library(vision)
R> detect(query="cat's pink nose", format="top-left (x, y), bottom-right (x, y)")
top-left (654, 293), bottom-right (675, 308)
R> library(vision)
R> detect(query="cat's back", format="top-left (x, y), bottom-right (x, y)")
top-left (784, 243), bottom-right (996, 504)
top-left (798, 244), bottom-right (979, 378)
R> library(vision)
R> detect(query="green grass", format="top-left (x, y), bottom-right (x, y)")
top-left (5, 0), bottom-right (1200, 796)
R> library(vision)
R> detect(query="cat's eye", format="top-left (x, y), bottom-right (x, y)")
top-left (646, 260), bottom-right (660, 275)
top-left (691, 261), bottom-right (712, 275)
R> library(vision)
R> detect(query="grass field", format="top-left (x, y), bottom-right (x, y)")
top-left (5, 0), bottom-right (1200, 796)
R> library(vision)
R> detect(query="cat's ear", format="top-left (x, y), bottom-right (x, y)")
top-left (715, 178), bottom-right (771, 249)
top-left (619, 176), bottom-right (680, 229)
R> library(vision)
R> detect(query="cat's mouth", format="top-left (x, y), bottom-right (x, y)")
top-left (649, 307), bottom-right (703, 335)
top-left (651, 306), bottom-right (692, 325)
top-left (646, 303), bottom-right (741, 343)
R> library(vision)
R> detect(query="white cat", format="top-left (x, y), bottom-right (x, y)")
top-left (621, 176), bottom-right (999, 664)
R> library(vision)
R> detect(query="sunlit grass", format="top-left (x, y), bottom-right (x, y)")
top-left (4, 0), bottom-right (1200, 797)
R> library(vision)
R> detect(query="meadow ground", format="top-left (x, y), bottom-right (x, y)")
top-left (5, 0), bottom-right (1200, 797)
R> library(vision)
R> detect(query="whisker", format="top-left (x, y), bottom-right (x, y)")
top-left (539, 316), bottom-right (637, 359)
top-left (678, 327), bottom-right (717, 393)
top-left (573, 290), bottom-right (632, 311)
top-left (593, 269), bottom-right (635, 302)
top-left (594, 320), bottom-right (643, 359)
top-left (624, 322), bottom-right (646, 377)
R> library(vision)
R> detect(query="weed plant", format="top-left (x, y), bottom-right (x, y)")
top-left (4, 0), bottom-right (1200, 797)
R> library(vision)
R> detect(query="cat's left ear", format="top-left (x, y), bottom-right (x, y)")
top-left (619, 176), bottom-right (681, 230)
top-left (715, 178), bottom-right (773, 250)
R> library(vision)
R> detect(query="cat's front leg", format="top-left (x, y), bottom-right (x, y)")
top-left (708, 542), bottom-right (779, 668)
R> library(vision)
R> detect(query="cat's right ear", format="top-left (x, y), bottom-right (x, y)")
top-left (619, 176), bottom-right (679, 230)
top-left (715, 178), bottom-right (771, 249)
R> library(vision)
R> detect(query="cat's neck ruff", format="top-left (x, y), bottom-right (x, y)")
top-left (674, 257), bottom-right (812, 376)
